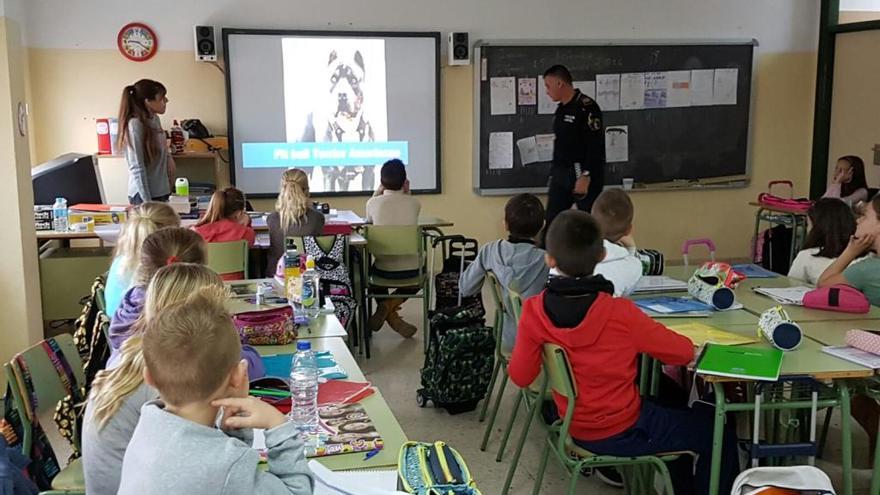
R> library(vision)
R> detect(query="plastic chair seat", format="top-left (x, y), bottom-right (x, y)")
top-left (564, 439), bottom-right (689, 461)
top-left (368, 274), bottom-right (427, 288)
top-left (51, 457), bottom-right (85, 491)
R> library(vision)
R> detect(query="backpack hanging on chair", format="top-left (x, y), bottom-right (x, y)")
top-left (302, 235), bottom-right (357, 329)
top-left (731, 466), bottom-right (835, 494)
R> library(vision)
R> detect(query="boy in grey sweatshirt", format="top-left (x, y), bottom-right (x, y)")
top-left (460, 194), bottom-right (548, 351)
top-left (118, 287), bottom-right (313, 495)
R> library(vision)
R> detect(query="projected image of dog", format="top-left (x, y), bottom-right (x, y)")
top-left (319, 48), bottom-right (376, 192)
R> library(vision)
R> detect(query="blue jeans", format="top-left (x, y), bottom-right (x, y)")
top-left (574, 400), bottom-right (740, 495)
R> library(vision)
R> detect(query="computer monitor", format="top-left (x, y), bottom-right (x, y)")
top-left (32, 153), bottom-right (105, 205)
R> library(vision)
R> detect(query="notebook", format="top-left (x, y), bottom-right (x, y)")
top-left (822, 346), bottom-right (880, 369)
top-left (753, 286), bottom-right (812, 305)
top-left (696, 344), bottom-right (784, 381)
top-left (730, 264), bottom-right (779, 279)
top-left (634, 296), bottom-right (713, 314)
top-left (309, 461), bottom-right (403, 495)
top-left (632, 276), bottom-right (689, 294)
top-left (668, 323), bottom-right (759, 347)
top-left (308, 403), bottom-right (383, 458)
top-left (262, 351), bottom-right (347, 380)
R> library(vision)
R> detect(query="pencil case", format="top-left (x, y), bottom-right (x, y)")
top-left (636, 248), bottom-right (665, 276)
top-left (233, 306), bottom-right (297, 345)
top-left (846, 329), bottom-right (880, 356)
top-left (398, 441), bottom-right (481, 495)
top-left (688, 262), bottom-right (742, 310)
top-left (758, 306), bottom-right (802, 351)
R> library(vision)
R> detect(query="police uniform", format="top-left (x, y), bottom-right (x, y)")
top-left (545, 89), bottom-right (605, 232)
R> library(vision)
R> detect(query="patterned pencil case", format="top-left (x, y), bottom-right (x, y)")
top-left (398, 441), bottom-right (481, 495)
top-left (846, 329), bottom-right (880, 356)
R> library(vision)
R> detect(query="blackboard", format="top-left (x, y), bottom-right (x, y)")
top-left (474, 40), bottom-right (756, 194)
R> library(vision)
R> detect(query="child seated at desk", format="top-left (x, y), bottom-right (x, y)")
top-left (819, 194), bottom-right (880, 458)
top-left (267, 168), bottom-right (325, 273)
top-left (365, 159), bottom-right (422, 338)
top-left (192, 187), bottom-right (256, 247)
top-left (788, 198), bottom-right (857, 284)
top-left (83, 264), bottom-right (253, 495)
top-left (117, 287), bottom-right (313, 495)
top-left (459, 193), bottom-right (548, 352)
top-left (590, 189), bottom-right (643, 296)
top-left (507, 210), bottom-right (740, 495)
top-left (105, 202), bottom-right (179, 318)
top-left (823, 155), bottom-right (869, 206)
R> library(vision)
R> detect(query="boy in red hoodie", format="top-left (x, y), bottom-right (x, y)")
top-left (508, 210), bottom-right (739, 495)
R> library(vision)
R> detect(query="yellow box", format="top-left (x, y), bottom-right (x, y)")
top-left (69, 211), bottom-right (127, 226)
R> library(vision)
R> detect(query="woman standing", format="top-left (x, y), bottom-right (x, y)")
top-left (117, 79), bottom-right (175, 204)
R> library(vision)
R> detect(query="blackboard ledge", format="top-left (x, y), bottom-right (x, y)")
top-left (475, 177), bottom-right (751, 196)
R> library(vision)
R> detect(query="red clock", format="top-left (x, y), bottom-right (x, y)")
top-left (117, 22), bottom-right (158, 62)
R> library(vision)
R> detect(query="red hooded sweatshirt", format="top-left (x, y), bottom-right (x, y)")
top-left (508, 290), bottom-right (694, 441)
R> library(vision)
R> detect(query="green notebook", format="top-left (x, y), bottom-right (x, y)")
top-left (696, 343), bottom-right (783, 381)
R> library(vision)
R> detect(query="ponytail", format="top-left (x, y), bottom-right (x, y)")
top-left (113, 202), bottom-right (180, 278)
top-left (117, 79), bottom-right (167, 165)
top-left (134, 227), bottom-right (207, 286)
top-left (276, 169), bottom-right (311, 230)
top-left (195, 187), bottom-right (247, 226)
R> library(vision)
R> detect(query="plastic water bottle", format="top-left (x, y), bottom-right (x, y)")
top-left (52, 197), bottom-right (68, 232)
top-left (301, 256), bottom-right (321, 319)
top-left (289, 341), bottom-right (319, 435)
top-left (284, 242), bottom-right (301, 305)
top-left (175, 177), bottom-right (190, 197)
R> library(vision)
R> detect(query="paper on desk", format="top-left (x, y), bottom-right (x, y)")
top-left (535, 134), bottom-right (554, 162)
top-left (753, 286), bottom-right (811, 305)
top-left (619, 73), bottom-right (645, 110)
top-left (516, 136), bottom-right (539, 165)
top-left (713, 68), bottom-right (738, 105)
top-left (669, 322), bottom-right (758, 347)
top-left (690, 69), bottom-right (714, 106)
top-left (309, 460), bottom-right (404, 495)
top-left (490, 77), bottom-right (516, 115)
top-left (488, 132), bottom-right (514, 170)
top-left (633, 276), bottom-right (689, 294)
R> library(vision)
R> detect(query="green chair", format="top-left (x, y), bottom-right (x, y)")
top-left (531, 344), bottom-right (680, 495)
top-left (206, 240), bottom-right (249, 279)
top-left (4, 334), bottom-right (86, 494)
top-left (479, 271), bottom-right (513, 450)
top-left (362, 225), bottom-right (430, 351)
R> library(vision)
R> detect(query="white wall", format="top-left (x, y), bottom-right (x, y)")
top-left (27, 0), bottom-right (817, 53)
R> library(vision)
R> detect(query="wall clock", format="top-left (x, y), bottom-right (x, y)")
top-left (117, 22), bottom-right (158, 62)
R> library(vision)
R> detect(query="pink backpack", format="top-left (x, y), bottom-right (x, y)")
top-left (803, 285), bottom-right (870, 313)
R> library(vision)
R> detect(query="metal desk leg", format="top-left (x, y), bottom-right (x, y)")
top-left (709, 382), bottom-right (727, 495)
top-left (839, 381), bottom-right (853, 495)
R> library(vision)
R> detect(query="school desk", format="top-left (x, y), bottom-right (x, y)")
top-left (689, 323), bottom-right (873, 495)
top-left (661, 265), bottom-right (880, 322)
top-left (749, 200), bottom-right (809, 267)
top-left (225, 279), bottom-right (348, 340)
top-left (256, 336), bottom-right (408, 470)
top-left (797, 320), bottom-right (880, 346)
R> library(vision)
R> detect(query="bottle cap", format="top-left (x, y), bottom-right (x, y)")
top-left (296, 341), bottom-right (311, 351)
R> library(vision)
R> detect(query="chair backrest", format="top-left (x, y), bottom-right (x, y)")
top-left (508, 288), bottom-right (524, 323)
top-left (485, 271), bottom-right (507, 350)
top-left (286, 235), bottom-right (340, 254)
top-left (5, 334), bottom-right (85, 453)
top-left (541, 344), bottom-right (582, 453)
top-left (206, 240), bottom-right (249, 278)
top-left (364, 225), bottom-right (422, 257)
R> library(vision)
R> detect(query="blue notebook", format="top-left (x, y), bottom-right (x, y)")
top-left (262, 351), bottom-right (347, 380)
top-left (731, 263), bottom-right (779, 279)
top-left (634, 296), bottom-right (713, 314)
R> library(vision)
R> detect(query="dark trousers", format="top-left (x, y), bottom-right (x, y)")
top-left (543, 167), bottom-right (604, 245)
top-left (574, 400), bottom-right (740, 495)
top-left (128, 193), bottom-right (170, 205)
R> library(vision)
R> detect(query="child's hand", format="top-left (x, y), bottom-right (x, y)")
top-left (211, 397), bottom-right (288, 430)
top-left (845, 234), bottom-right (875, 257)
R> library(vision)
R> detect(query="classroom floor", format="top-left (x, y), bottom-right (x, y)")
top-left (360, 288), bottom-right (880, 494)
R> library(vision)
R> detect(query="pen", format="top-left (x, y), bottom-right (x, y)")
top-left (363, 448), bottom-right (381, 461)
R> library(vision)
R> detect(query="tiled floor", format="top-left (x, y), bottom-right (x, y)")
top-left (358, 290), bottom-right (878, 494)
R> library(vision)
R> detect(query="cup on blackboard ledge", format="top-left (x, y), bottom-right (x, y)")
top-left (622, 178), bottom-right (634, 190)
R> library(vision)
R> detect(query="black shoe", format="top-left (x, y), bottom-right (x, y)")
top-left (594, 467), bottom-right (624, 488)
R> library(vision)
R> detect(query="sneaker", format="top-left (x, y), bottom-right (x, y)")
top-left (386, 312), bottom-right (418, 338)
top-left (594, 466), bottom-right (624, 488)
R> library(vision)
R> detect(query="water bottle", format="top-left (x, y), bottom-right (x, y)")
top-left (301, 256), bottom-right (321, 319)
top-left (175, 177), bottom-right (190, 197)
top-left (52, 197), bottom-right (68, 232)
top-left (289, 341), bottom-right (319, 435)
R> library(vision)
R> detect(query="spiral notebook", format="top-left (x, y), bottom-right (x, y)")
top-left (309, 461), bottom-right (402, 495)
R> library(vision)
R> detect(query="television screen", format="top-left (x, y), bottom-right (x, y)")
top-left (32, 153), bottom-right (105, 205)
top-left (224, 29), bottom-right (440, 197)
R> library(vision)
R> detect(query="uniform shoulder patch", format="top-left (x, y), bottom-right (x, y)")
top-left (578, 94), bottom-right (596, 106)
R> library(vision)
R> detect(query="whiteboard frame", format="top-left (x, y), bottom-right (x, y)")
top-left (472, 38), bottom-right (759, 196)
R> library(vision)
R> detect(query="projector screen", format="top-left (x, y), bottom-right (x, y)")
top-left (223, 29), bottom-right (441, 197)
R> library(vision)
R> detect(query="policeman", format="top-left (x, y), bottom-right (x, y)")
top-left (542, 65), bottom-right (605, 239)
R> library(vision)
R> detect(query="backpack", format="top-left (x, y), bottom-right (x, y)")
top-left (756, 225), bottom-right (794, 274)
top-left (635, 248), bottom-right (665, 275)
top-left (302, 235), bottom-right (357, 329)
top-left (418, 305), bottom-right (495, 414)
top-left (432, 236), bottom-right (482, 313)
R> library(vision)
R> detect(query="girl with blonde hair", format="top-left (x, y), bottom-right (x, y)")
top-left (266, 168), bottom-right (325, 271)
top-left (105, 202), bottom-right (179, 317)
